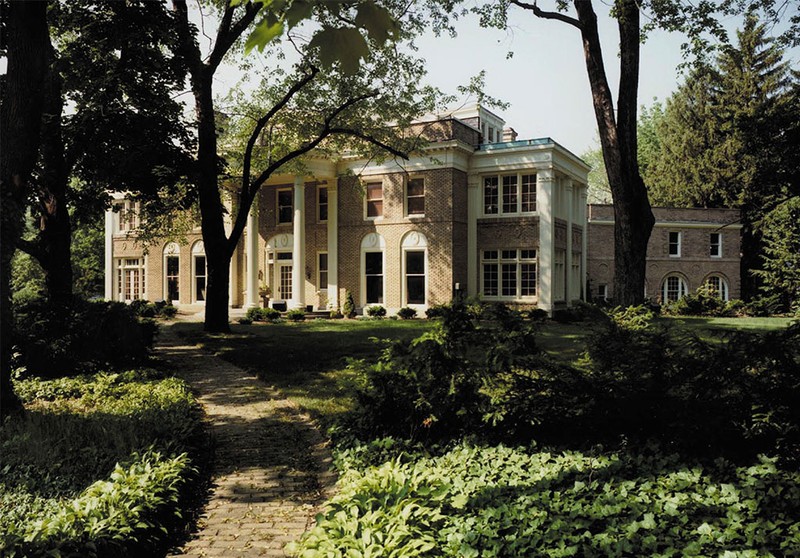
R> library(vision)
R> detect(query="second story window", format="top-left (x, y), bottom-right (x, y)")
top-left (277, 189), bottom-right (293, 224)
top-left (521, 174), bottom-right (537, 212)
top-left (318, 186), bottom-right (328, 222)
top-left (407, 178), bottom-right (425, 216)
top-left (484, 174), bottom-right (538, 216)
top-left (668, 231), bottom-right (681, 257)
top-left (366, 183), bottom-right (383, 218)
top-left (502, 176), bottom-right (518, 213)
top-left (710, 232), bottom-right (722, 257)
top-left (117, 200), bottom-right (141, 232)
top-left (484, 176), bottom-right (499, 214)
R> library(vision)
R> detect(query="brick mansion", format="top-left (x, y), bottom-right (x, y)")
top-left (104, 105), bottom-right (741, 314)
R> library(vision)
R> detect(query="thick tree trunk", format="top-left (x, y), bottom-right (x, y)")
top-left (0, 1), bottom-right (50, 418)
top-left (574, 0), bottom-right (654, 306)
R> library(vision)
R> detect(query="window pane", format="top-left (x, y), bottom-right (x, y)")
top-left (520, 249), bottom-right (536, 260)
top-left (407, 196), bottom-right (425, 215)
top-left (501, 263), bottom-right (517, 296)
top-left (278, 190), bottom-right (293, 223)
top-left (501, 250), bottom-right (516, 260)
top-left (367, 184), bottom-right (382, 200)
top-left (408, 178), bottom-right (424, 197)
top-left (365, 252), bottom-right (382, 275)
top-left (502, 175), bottom-right (518, 213)
top-left (483, 250), bottom-right (498, 260)
top-left (521, 175), bottom-right (537, 212)
top-left (669, 232), bottom-right (680, 255)
top-left (367, 200), bottom-right (383, 217)
top-left (521, 263), bottom-right (537, 296)
top-left (319, 253), bottom-right (328, 271)
top-left (319, 187), bottom-right (328, 221)
top-left (319, 253), bottom-right (328, 289)
top-left (483, 263), bottom-right (498, 296)
top-left (366, 276), bottom-right (383, 304)
top-left (406, 251), bottom-right (424, 275)
top-left (484, 177), bottom-right (498, 214)
top-left (407, 276), bottom-right (425, 304)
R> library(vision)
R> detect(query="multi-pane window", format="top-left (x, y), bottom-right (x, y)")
top-left (482, 249), bottom-right (537, 299)
top-left (521, 174), bottom-right (537, 212)
top-left (405, 250), bottom-right (425, 304)
top-left (705, 275), bottom-right (728, 301)
top-left (710, 232), bottom-right (722, 257)
top-left (166, 256), bottom-right (179, 302)
top-left (277, 189), bottom-right (293, 224)
top-left (483, 177), bottom-right (499, 215)
top-left (668, 231), bottom-right (681, 257)
top-left (194, 255), bottom-right (207, 302)
top-left (117, 258), bottom-right (145, 301)
top-left (502, 176), bottom-right (518, 214)
top-left (571, 252), bottom-right (581, 300)
top-left (318, 187), bottom-right (328, 222)
top-left (484, 174), bottom-right (537, 215)
top-left (554, 249), bottom-right (566, 302)
top-left (407, 178), bottom-right (425, 216)
top-left (365, 252), bottom-right (383, 303)
top-left (117, 200), bottom-right (141, 232)
top-left (318, 253), bottom-right (328, 290)
top-left (662, 275), bottom-right (688, 302)
top-left (366, 183), bottom-right (383, 218)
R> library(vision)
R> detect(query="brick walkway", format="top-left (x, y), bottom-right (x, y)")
top-left (158, 324), bottom-right (336, 557)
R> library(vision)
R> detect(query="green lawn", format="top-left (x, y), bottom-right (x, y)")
top-left (174, 315), bottom-right (795, 427)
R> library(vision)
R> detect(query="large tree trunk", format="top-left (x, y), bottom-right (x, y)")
top-left (575, 0), bottom-right (654, 305)
top-left (0, 1), bottom-right (50, 418)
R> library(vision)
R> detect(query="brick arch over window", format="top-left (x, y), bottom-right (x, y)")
top-left (661, 272), bottom-right (689, 303)
top-left (401, 231), bottom-right (428, 308)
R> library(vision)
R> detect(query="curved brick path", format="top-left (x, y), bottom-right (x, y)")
top-left (157, 323), bottom-right (336, 557)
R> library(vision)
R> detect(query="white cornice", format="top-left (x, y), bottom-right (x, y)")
top-left (589, 219), bottom-right (743, 230)
top-left (338, 140), bottom-right (475, 175)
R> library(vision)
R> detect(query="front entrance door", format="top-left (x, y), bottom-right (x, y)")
top-left (277, 263), bottom-right (293, 301)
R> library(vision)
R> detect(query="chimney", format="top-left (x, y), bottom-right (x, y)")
top-left (502, 127), bottom-right (518, 142)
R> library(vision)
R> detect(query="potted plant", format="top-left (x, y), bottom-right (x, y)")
top-left (259, 284), bottom-right (271, 307)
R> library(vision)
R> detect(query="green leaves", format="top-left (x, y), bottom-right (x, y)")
top-left (308, 27), bottom-right (370, 75)
top-left (245, 17), bottom-right (284, 54)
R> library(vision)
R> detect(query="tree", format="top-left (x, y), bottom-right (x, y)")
top-left (645, 14), bottom-right (799, 298)
top-left (16, 0), bottom-right (191, 308)
top-left (1, 0), bottom-right (50, 417)
top-left (172, 0), bottom-right (442, 332)
top-left (754, 197), bottom-right (800, 313)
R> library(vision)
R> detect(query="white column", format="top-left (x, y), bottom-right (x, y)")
top-left (565, 180), bottom-right (574, 304)
top-left (104, 208), bottom-right (115, 300)
top-left (245, 200), bottom-right (259, 308)
top-left (467, 173), bottom-right (480, 296)
top-left (537, 169), bottom-right (555, 314)
top-left (327, 182), bottom-right (339, 309)
top-left (292, 177), bottom-right (306, 310)
top-left (580, 186), bottom-right (589, 301)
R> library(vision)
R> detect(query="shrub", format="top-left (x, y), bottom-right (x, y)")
top-left (663, 284), bottom-right (727, 316)
top-left (329, 308), bottom-right (344, 319)
top-left (286, 309), bottom-right (305, 322)
top-left (366, 305), bottom-right (387, 318)
top-left (159, 304), bottom-right (178, 319)
top-left (238, 317), bottom-right (253, 325)
top-left (424, 303), bottom-right (448, 319)
top-left (245, 307), bottom-right (281, 322)
top-left (14, 299), bottom-right (155, 377)
top-left (397, 307), bottom-right (417, 320)
top-left (343, 291), bottom-right (356, 318)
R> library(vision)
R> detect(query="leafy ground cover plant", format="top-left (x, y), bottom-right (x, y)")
top-left (293, 442), bottom-right (800, 557)
top-left (0, 369), bottom-right (205, 557)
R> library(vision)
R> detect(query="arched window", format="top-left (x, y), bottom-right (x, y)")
top-left (705, 275), bottom-right (729, 301)
top-left (163, 242), bottom-right (180, 304)
top-left (361, 233), bottom-right (385, 306)
top-left (661, 274), bottom-right (688, 303)
top-left (191, 241), bottom-right (207, 303)
top-left (401, 232), bottom-right (428, 307)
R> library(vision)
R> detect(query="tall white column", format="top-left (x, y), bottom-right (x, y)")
top-left (565, 180), bottom-right (574, 303)
top-left (327, 182), bottom-right (339, 309)
top-left (467, 174), bottom-right (480, 296)
top-left (537, 169), bottom-right (555, 314)
top-left (245, 199), bottom-right (259, 308)
top-left (580, 186), bottom-right (589, 301)
top-left (292, 177), bottom-right (306, 310)
top-left (104, 208), bottom-right (115, 300)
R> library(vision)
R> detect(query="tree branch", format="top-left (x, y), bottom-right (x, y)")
top-left (208, 1), bottom-right (261, 72)
top-left (172, 0), bottom-right (204, 76)
top-left (327, 128), bottom-right (409, 160)
top-left (511, 0), bottom-right (582, 29)
top-left (241, 65), bottom-right (319, 204)
top-left (16, 237), bottom-right (45, 264)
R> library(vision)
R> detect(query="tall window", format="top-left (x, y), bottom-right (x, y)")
top-left (484, 173), bottom-right (537, 215)
top-left (366, 183), bottom-right (383, 218)
top-left (194, 255), bottom-right (207, 302)
top-left (166, 256), bottom-right (179, 302)
top-left (405, 251), bottom-right (425, 304)
top-left (571, 252), bottom-right (581, 300)
top-left (117, 258), bottom-right (145, 301)
top-left (117, 200), bottom-right (141, 232)
top-left (318, 252), bottom-right (328, 290)
top-left (521, 174), bottom-right (537, 212)
top-left (554, 249), bottom-right (566, 302)
top-left (668, 231), bottom-right (681, 257)
top-left (407, 178), bottom-right (425, 216)
top-left (365, 252), bottom-right (383, 303)
top-left (598, 284), bottom-right (608, 301)
top-left (662, 275), bottom-right (688, 302)
top-left (482, 249), bottom-right (537, 299)
top-left (710, 232), bottom-right (722, 257)
top-left (483, 176), bottom-right (499, 214)
top-left (318, 186), bottom-right (328, 222)
top-left (277, 189), bottom-right (293, 224)
top-left (705, 275), bottom-right (729, 301)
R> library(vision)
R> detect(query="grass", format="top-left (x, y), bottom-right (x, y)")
top-left (175, 314), bottom-right (795, 426)
top-left (174, 318), bottom-right (432, 428)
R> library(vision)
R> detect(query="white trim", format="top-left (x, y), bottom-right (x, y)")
top-left (361, 233), bottom-right (386, 307)
top-left (710, 232), bottom-right (722, 258)
top-left (364, 180), bottom-right (384, 221)
top-left (668, 231), bottom-right (682, 258)
top-left (401, 232), bottom-right (428, 309)
top-left (405, 176), bottom-right (426, 218)
top-left (589, 219), bottom-right (744, 230)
